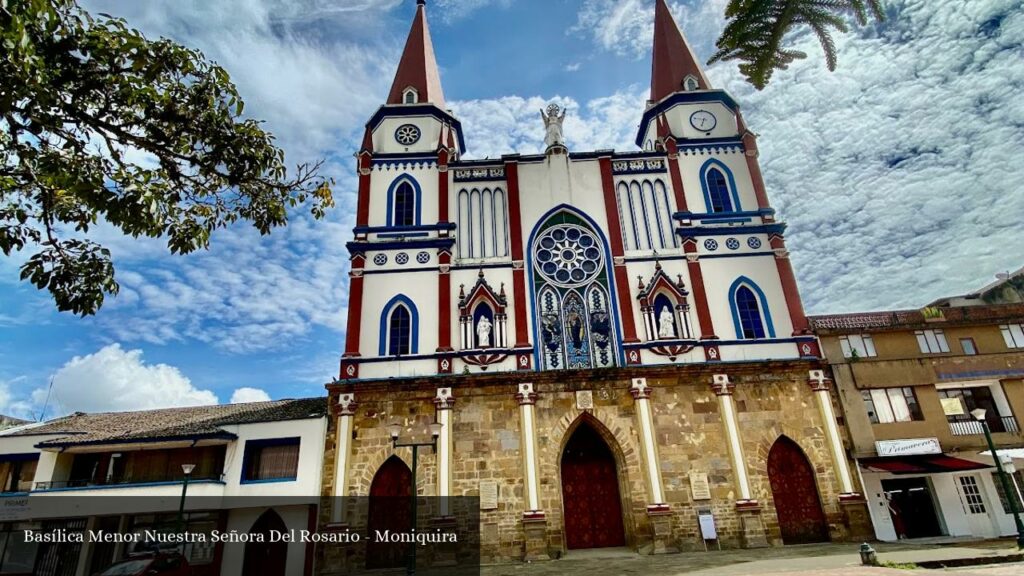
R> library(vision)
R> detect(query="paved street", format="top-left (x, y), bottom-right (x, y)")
top-left (480, 540), bottom-right (1023, 576)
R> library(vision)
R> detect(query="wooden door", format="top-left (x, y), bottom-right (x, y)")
top-left (561, 422), bottom-right (626, 549)
top-left (366, 456), bottom-right (412, 568)
top-left (241, 510), bottom-right (288, 576)
top-left (768, 437), bottom-right (830, 544)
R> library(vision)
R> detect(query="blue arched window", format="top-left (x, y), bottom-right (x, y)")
top-left (388, 305), bottom-right (411, 355)
top-left (386, 176), bottom-right (421, 227)
top-left (735, 287), bottom-right (764, 338)
top-left (393, 182), bottom-right (415, 227)
top-left (379, 295), bottom-right (419, 356)
top-left (706, 168), bottom-right (733, 213)
top-left (728, 276), bottom-right (776, 340)
top-left (700, 159), bottom-right (740, 214)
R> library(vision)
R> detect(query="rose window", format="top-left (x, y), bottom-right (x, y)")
top-left (394, 124), bottom-right (421, 145)
top-left (534, 225), bottom-right (603, 285)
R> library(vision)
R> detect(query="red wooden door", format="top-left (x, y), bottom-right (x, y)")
top-left (366, 456), bottom-right (412, 568)
top-left (768, 437), bottom-right (830, 544)
top-left (242, 510), bottom-right (288, 576)
top-left (561, 423), bottom-right (626, 549)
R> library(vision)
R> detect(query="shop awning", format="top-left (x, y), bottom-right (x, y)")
top-left (860, 454), bottom-right (993, 475)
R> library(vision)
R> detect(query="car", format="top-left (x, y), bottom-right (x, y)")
top-left (95, 553), bottom-right (191, 576)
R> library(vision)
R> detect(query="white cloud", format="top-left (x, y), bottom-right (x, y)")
top-left (564, 62), bottom-right (582, 72)
top-left (43, 344), bottom-right (218, 414)
top-left (230, 387), bottom-right (272, 404)
top-left (572, 0), bottom-right (729, 60)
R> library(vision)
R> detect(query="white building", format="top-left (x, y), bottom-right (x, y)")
top-left (0, 398), bottom-right (327, 576)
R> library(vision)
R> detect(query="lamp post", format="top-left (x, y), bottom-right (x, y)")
top-left (176, 463), bottom-right (196, 535)
top-left (971, 408), bottom-right (1024, 549)
top-left (388, 422), bottom-right (442, 576)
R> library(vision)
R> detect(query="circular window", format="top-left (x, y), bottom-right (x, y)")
top-left (747, 237), bottom-right (762, 249)
top-left (725, 238), bottom-right (740, 250)
top-left (373, 254), bottom-right (387, 266)
top-left (395, 252), bottom-right (409, 265)
top-left (533, 224), bottom-right (604, 286)
top-left (416, 251), bottom-right (430, 264)
top-left (394, 124), bottom-right (421, 145)
top-left (703, 239), bottom-right (719, 251)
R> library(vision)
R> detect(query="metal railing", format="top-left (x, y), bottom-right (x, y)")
top-left (948, 416), bottom-right (1019, 436)
top-left (35, 474), bottom-right (222, 491)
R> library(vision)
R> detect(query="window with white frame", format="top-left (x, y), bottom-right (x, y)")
top-left (616, 179), bottom-right (677, 252)
top-left (915, 329), bottom-right (949, 354)
top-left (1001, 324), bottom-right (1024, 349)
top-left (456, 187), bottom-right (509, 259)
top-left (861, 387), bottom-right (924, 424)
top-left (839, 334), bottom-right (876, 358)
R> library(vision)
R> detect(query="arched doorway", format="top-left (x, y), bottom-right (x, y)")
top-left (561, 420), bottom-right (626, 549)
top-left (366, 456), bottom-right (412, 568)
top-left (768, 436), bottom-right (830, 544)
top-left (241, 509), bottom-right (288, 576)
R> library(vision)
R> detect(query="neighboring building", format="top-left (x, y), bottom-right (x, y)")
top-left (811, 304), bottom-right (1024, 542)
top-left (930, 266), bottom-right (1024, 307)
top-left (0, 415), bottom-right (29, 431)
top-left (0, 398), bottom-right (328, 576)
top-left (322, 0), bottom-right (871, 568)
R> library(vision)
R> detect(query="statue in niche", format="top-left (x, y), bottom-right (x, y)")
top-left (540, 103), bottom-right (567, 148)
top-left (658, 305), bottom-right (676, 339)
top-left (476, 315), bottom-right (492, 348)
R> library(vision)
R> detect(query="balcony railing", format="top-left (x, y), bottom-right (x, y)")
top-left (35, 474), bottom-right (222, 491)
top-left (947, 416), bottom-right (1020, 436)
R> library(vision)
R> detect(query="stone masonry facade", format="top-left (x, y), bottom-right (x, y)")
top-left (319, 360), bottom-right (873, 568)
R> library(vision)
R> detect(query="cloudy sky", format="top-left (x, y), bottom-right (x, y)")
top-left (1, 0), bottom-right (1022, 418)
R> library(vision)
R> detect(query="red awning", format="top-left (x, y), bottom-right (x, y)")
top-left (860, 454), bottom-right (992, 475)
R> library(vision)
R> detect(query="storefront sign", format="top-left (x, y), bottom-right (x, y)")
top-left (876, 438), bottom-right (941, 457)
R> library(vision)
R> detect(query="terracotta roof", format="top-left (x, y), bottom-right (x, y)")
top-left (809, 303), bottom-right (1024, 334)
top-left (386, 0), bottom-right (445, 108)
top-left (7, 398), bottom-right (327, 448)
top-left (650, 0), bottom-right (711, 102)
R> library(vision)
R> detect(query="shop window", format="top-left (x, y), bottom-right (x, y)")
top-left (242, 438), bottom-right (300, 483)
top-left (915, 329), bottom-right (949, 354)
top-left (992, 471), bottom-right (1024, 514)
top-left (862, 387), bottom-right (924, 424)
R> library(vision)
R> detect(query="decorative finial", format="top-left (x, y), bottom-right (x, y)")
top-left (637, 275), bottom-right (645, 290)
top-left (458, 284), bottom-right (465, 298)
top-left (478, 268), bottom-right (485, 279)
top-left (417, 0), bottom-right (426, 6)
top-left (676, 274), bottom-right (686, 289)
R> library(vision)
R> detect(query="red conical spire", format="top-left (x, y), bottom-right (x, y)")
top-left (650, 0), bottom-right (711, 102)
top-left (387, 0), bottom-right (446, 108)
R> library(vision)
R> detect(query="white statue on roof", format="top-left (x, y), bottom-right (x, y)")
top-left (540, 103), bottom-right (567, 149)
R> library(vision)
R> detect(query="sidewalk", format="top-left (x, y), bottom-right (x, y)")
top-left (480, 539), bottom-right (1022, 576)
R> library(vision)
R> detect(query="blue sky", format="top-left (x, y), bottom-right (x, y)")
top-left (2, 0), bottom-right (1023, 418)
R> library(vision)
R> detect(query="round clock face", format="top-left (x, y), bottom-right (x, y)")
top-left (394, 124), bottom-right (421, 145)
top-left (689, 110), bottom-right (717, 132)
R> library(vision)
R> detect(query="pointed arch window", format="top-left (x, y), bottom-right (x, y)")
top-left (683, 75), bottom-right (699, 91)
top-left (402, 87), bottom-right (418, 104)
top-left (706, 169), bottom-right (732, 212)
top-left (728, 277), bottom-right (776, 340)
top-left (387, 176), bottom-right (421, 227)
top-left (700, 159), bottom-right (741, 214)
top-left (379, 295), bottom-right (419, 356)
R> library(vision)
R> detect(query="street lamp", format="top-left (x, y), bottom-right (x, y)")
top-left (176, 463), bottom-right (196, 534)
top-left (389, 422), bottom-right (442, 576)
top-left (971, 408), bottom-right (1024, 549)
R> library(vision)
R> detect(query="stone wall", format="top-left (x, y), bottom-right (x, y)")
top-left (319, 359), bottom-right (872, 569)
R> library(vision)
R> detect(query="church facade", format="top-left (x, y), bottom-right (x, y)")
top-left (321, 0), bottom-right (872, 567)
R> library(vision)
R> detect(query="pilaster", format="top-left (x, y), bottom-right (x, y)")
top-left (329, 392), bottom-right (357, 526)
top-left (630, 378), bottom-right (677, 554)
top-left (434, 387), bottom-right (455, 517)
top-left (515, 382), bottom-right (549, 561)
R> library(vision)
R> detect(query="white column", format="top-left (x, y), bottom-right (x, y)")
top-left (808, 370), bottom-right (858, 497)
top-left (435, 387), bottom-right (455, 516)
top-left (631, 378), bottom-right (668, 510)
top-left (712, 374), bottom-right (755, 504)
top-left (516, 383), bottom-right (544, 518)
top-left (330, 392), bottom-right (357, 524)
